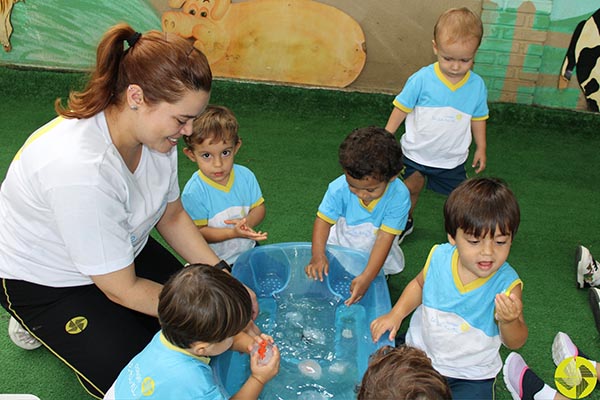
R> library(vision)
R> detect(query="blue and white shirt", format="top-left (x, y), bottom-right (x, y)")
top-left (406, 243), bottom-right (522, 379)
top-left (106, 331), bottom-right (226, 400)
top-left (317, 175), bottom-right (410, 275)
top-left (394, 62), bottom-right (489, 169)
top-left (182, 164), bottom-right (264, 264)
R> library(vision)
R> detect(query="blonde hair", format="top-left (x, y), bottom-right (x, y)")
top-left (434, 7), bottom-right (483, 47)
top-left (55, 23), bottom-right (212, 119)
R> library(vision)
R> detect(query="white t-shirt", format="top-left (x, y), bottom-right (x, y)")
top-left (0, 113), bottom-right (180, 287)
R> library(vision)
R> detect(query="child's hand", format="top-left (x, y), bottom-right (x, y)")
top-left (224, 218), bottom-right (268, 241)
top-left (305, 254), bottom-right (329, 281)
top-left (494, 292), bottom-right (523, 324)
top-left (248, 336), bottom-right (280, 385)
top-left (370, 313), bottom-right (402, 343)
top-left (345, 273), bottom-right (372, 306)
top-left (471, 148), bottom-right (486, 173)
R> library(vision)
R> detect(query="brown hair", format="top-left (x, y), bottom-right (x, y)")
top-left (444, 177), bottom-right (520, 239)
top-left (184, 105), bottom-right (240, 149)
top-left (339, 126), bottom-right (403, 182)
top-left (158, 264), bottom-right (251, 348)
top-left (55, 23), bottom-right (212, 119)
top-left (357, 345), bottom-right (452, 400)
top-left (434, 7), bottom-right (483, 47)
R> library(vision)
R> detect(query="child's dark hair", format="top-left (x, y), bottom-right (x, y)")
top-left (357, 345), bottom-right (452, 400)
top-left (444, 177), bottom-right (520, 239)
top-left (339, 127), bottom-right (403, 182)
top-left (184, 105), bottom-right (240, 149)
top-left (158, 264), bottom-right (251, 348)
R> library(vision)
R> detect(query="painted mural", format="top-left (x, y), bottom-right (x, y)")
top-left (559, 8), bottom-right (600, 112)
top-left (161, 0), bottom-right (366, 88)
top-left (1, 0), bottom-right (21, 51)
top-left (0, 0), bottom-right (599, 112)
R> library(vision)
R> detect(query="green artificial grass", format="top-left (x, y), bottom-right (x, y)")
top-left (1, 66), bottom-right (600, 399)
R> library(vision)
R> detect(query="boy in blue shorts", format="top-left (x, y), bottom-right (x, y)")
top-left (181, 105), bottom-right (267, 265)
top-left (385, 7), bottom-right (489, 242)
top-left (305, 127), bottom-right (411, 306)
top-left (371, 177), bottom-right (528, 400)
top-left (104, 264), bottom-right (280, 399)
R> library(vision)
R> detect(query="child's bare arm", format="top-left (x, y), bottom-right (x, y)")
top-left (242, 203), bottom-right (266, 230)
top-left (371, 270), bottom-right (425, 342)
top-left (471, 119), bottom-right (487, 173)
top-left (345, 230), bottom-right (396, 305)
top-left (495, 284), bottom-right (528, 349)
top-left (305, 217), bottom-right (333, 281)
top-left (384, 107), bottom-right (408, 134)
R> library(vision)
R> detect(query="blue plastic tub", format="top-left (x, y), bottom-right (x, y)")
top-left (212, 242), bottom-right (393, 399)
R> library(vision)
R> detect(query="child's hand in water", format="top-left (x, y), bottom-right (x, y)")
top-left (345, 273), bottom-right (372, 305)
top-left (305, 254), bottom-right (329, 281)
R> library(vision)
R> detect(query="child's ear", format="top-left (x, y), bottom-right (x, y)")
top-left (189, 341), bottom-right (210, 356)
top-left (447, 233), bottom-right (456, 245)
top-left (182, 147), bottom-right (197, 162)
top-left (233, 138), bottom-right (243, 154)
top-left (432, 39), bottom-right (438, 55)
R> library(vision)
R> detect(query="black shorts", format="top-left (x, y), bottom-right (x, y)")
top-left (0, 236), bottom-right (182, 398)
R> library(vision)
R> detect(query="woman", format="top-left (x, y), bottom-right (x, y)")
top-left (0, 23), bottom-right (230, 398)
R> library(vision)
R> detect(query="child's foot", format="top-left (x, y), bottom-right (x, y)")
top-left (397, 217), bottom-right (413, 244)
top-left (552, 331), bottom-right (578, 366)
top-left (503, 352), bottom-right (545, 400)
top-left (552, 332), bottom-right (582, 387)
top-left (590, 287), bottom-right (600, 336)
top-left (576, 245), bottom-right (600, 288)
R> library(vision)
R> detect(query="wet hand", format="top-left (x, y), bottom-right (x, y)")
top-left (304, 255), bottom-right (328, 281)
top-left (370, 313), bottom-right (402, 343)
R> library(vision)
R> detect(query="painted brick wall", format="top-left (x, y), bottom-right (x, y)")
top-left (475, 0), bottom-right (553, 105)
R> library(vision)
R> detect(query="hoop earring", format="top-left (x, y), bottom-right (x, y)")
top-left (130, 105), bottom-right (138, 111)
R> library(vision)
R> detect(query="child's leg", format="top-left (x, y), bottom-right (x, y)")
top-left (403, 171), bottom-right (425, 216)
top-left (445, 376), bottom-right (495, 399)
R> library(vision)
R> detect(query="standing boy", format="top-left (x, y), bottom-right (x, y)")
top-left (182, 105), bottom-right (267, 265)
top-left (385, 7), bottom-right (489, 242)
top-left (371, 177), bottom-right (528, 399)
top-left (305, 127), bottom-right (411, 305)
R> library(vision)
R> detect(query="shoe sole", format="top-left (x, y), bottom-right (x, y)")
top-left (590, 288), bottom-right (600, 336)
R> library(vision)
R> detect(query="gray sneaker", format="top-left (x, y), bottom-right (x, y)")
top-left (8, 316), bottom-right (42, 350)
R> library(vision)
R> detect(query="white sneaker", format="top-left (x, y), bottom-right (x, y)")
top-left (552, 331), bottom-right (578, 365)
top-left (552, 332), bottom-right (581, 386)
top-left (503, 352), bottom-right (527, 400)
top-left (8, 316), bottom-right (42, 350)
top-left (576, 245), bottom-right (600, 288)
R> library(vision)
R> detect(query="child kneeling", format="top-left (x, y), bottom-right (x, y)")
top-left (104, 264), bottom-right (279, 399)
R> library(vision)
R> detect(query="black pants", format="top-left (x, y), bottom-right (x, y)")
top-left (0, 236), bottom-right (182, 399)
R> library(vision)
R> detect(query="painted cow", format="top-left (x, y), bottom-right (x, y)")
top-left (161, 0), bottom-right (366, 88)
top-left (1, 0), bottom-right (21, 52)
top-left (559, 8), bottom-right (600, 112)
